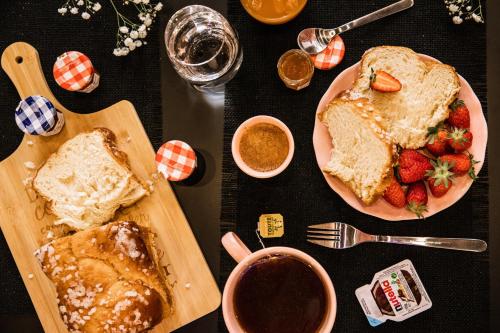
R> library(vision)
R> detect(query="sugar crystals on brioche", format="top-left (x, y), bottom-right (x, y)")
top-left (34, 221), bottom-right (173, 333)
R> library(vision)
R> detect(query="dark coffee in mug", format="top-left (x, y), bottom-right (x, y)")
top-left (233, 254), bottom-right (328, 333)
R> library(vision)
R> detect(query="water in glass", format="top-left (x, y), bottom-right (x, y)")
top-left (165, 5), bottom-right (243, 91)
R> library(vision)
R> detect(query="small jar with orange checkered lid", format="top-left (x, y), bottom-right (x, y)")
top-left (155, 140), bottom-right (203, 184)
top-left (53, 51), bottom-right (100, 93)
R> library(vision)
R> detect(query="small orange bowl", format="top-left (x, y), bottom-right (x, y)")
top-left (240, 0), bottom-right (308, 25)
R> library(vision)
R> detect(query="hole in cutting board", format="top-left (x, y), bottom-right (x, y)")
top-left (15, 56), bottom-right (23, 64)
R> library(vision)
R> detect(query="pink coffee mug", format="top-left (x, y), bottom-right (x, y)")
top-left (221, 232), bottom-right (337, 332)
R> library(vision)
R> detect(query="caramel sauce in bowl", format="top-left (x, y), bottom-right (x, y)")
top-left (232, 116), bottom-right (294, 178)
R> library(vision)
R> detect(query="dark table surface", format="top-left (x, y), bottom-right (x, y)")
top-left (0, 0), bottom-right (499, 332)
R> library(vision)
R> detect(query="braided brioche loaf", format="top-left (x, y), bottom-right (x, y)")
top-left (35, 221), bottom-right (172, 333)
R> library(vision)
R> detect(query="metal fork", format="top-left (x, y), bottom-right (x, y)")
top-left (307, 222), bottom-right (487, 252)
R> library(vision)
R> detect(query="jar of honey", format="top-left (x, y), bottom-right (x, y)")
top-left (277, 49), bottom-right (314, 91)
top-left (241, 0), bottom-right (308, 25)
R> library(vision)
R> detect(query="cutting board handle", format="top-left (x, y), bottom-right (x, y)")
top-left (1, 42), bottom-right (67, 112)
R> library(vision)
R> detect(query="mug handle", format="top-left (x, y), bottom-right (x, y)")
top-left (221, 232), bottom-right (252, 263)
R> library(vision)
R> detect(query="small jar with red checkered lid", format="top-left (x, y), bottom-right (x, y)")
top-left (155, 140), bottom-right (204, 184)
top-left (53, 51), bottom-right (100, 93)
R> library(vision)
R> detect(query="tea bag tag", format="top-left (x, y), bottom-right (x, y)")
top-left (257, 214), bottom-right (284, 238)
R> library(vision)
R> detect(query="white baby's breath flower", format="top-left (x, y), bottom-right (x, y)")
top-left (124, 37), bottom-right (134, 46)
top-left (130, 30), bottom-right (139, 39)
top-left (444, 0), bottom-right (484, 24)
top-left (472, 13), bottom-right (483, 23)
top-left (154, 2), bottom-right (163, 11)
top-left (59, 0), bottom-right (160, 56)
top-left (452, 15), bottom-right (463, 24)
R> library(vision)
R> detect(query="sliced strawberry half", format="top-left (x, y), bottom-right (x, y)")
top-left (370, 68), bottom-right (402, 92)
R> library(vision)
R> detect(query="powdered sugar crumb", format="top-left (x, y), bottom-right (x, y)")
top-left (24, 161), bottom-right (36, 170)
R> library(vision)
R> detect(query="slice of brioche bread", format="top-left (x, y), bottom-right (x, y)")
top-left (348, 46), bottom-right (461, 148)
top-left (319, 99), bottom-right (394, 204)
top-left (33, 128), bottom-right (148, 230)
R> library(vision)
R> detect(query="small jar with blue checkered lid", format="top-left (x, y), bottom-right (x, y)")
top-left (15, 95), bottom-right (65, 136)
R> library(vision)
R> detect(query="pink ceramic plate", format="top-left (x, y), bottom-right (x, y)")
top-left (313, 54), bottom-right (487, 221)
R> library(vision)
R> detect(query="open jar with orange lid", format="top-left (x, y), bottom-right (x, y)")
top-left (241, 0), bottom-right (308, 25)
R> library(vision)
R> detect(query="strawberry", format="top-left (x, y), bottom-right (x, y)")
top-left (428, 178), bottom-right (451, 197)
top-left (448, 99), bottom-right (470, 128)
top-left (369, 68), bottom-right (402, 92)
top-left (406, 181), bottom-right (428, 218)
top-left (425, 126), bottom-right (448, 156)
top-left (447, 127), bottom-right (473, 152)
top-left (397, 149), bottom-right (433, 183)
top-left (383, 177), bottom-right (406, 208)
top-left (425, 158), bottom-right (454, 197)
top-left (440, 153), bottom-right (479, 180)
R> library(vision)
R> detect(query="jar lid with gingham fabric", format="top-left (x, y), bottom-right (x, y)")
top-left (310, 35), bottom-right (346, 70)
top-left (53, 51), bottom-right (96, 91)
top-left (155, 140), bottom-right (197, 181)
top-left (15, 95), bottom-right (59, 135)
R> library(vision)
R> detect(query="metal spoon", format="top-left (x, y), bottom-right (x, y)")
top-left (297, 0), bottom-right (414, 54)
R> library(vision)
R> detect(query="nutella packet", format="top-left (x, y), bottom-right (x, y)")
top-left (355, 259), bottom-right (432, 327)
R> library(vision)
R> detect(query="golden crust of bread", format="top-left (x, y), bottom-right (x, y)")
top-left (319, 99), bottom-right (394, 205)
top-left (94, 128), bottom-right (150, 203)
top-left (32, 128), bottom-right (149, 229)
top-left (35, 221), bottom-right (173, 333)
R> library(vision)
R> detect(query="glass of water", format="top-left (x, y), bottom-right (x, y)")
top-left (165, 5), bottom-right (243, 92)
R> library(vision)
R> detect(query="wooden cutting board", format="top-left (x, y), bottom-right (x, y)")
top-left (0, 42), bottom-right (221, 332)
